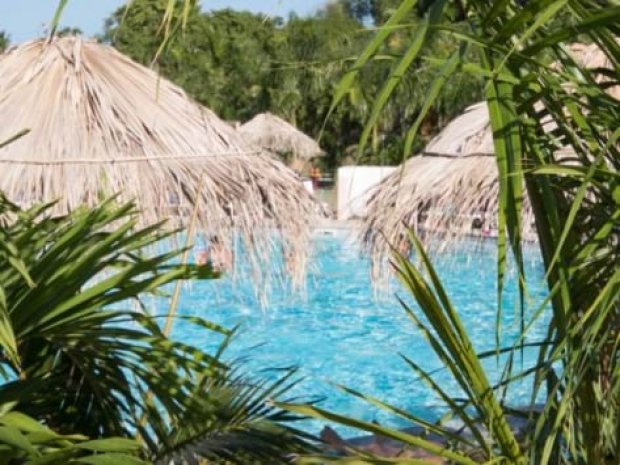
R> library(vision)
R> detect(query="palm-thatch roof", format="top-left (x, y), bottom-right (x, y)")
top-left (423, 102), bottom-right (495, 156)
top-left (566, 40), bottom-right (619, 100)
top-left (360, 39), bottom-right (618, 277)
top-left (0, 37), bottom-right (320, 288)
top-left (238, 112), bottom-right (324, 161)
top-left (360, 102), bottom-right (536, 277)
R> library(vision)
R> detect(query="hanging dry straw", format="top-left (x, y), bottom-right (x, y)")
top-left (360, 102), bottom-right (536, 279)
top-left (0, 37), bottom-right (321, 291)
top-left (360, 39), bottom-right (619, 280)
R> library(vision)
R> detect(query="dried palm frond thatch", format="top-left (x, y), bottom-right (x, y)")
top-left (0, 37), bottom-right (320, 289)
top-left (566, 40), bottom-right (619, 100)
top-left (360, 102), bottom-right (536, 279)
top-left (423, 102), bottom-right (495, 156)
top-left (239, 112), bottom-right (324, 161)
top-left (361, 38), bottom-right (618, 278)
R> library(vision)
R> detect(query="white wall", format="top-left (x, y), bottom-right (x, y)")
top-left (337, 165), bottom-right (396, 220)
top-left (302, 179), bottom-right (314, 195)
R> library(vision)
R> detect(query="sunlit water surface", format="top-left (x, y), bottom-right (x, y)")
top-left (166, 231), bottom-right (549, 434)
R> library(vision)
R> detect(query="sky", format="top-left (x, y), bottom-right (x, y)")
top-left (0, 1), bottom-right (328, 44)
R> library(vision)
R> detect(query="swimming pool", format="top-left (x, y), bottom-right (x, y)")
top-left (171, 232), bottom-right (549, 434)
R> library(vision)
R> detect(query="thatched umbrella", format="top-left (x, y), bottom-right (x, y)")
top-left (0, 37), bottom-right (320, 288)
top-left (566, 40), bottom-right (619, 100)
top-left (361, 39), bottom-right (619, 276)
top-left (360, 102), bottom-right (537, 276)
top-left (238, 112), bottom-right (324, 162)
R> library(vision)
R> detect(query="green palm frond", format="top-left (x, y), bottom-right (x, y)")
top-left (0, 407), bottom-right (148, 465)
top-left (0, 195), bottom-right (313, 463)
top-left (283, 1), bottom-right (619, 463)
top-left (0, 195), bottom-right (221, 441)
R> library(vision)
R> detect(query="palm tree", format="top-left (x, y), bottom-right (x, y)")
top-left (0, 194), bottom-right (313, 463)
top-left (284, 1), bottom-right (619, 463)
top-left (0, 409), bottom-right (147, 464)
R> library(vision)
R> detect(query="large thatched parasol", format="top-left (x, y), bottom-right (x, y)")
top-left (0, 37), bottom-right (320, 288)
top-left (238, 112), bottom-right (324, 162)
top-left (360, 102), bottom-right (537, 276)
top-left (361, 39), bottom-right (618, 275)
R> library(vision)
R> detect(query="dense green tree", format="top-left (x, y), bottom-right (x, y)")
top-left (273, 3), bottom-right (368, 163)
top-left (57, 26), bottom-right (83, 36)
top-left (103, 0), bottom-right (483, 167)
top-left (104, 1), bottom-right (282, 121)
top-left (0, 31), bottom-right (9, 52)
top-left (104, 0), bottom-right (367, 164)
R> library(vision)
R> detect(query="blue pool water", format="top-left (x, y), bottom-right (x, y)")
top-left (170, 232), bottom-right (549, 434)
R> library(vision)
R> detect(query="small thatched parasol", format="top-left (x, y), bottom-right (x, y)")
top-left (238, 112), bottom-right (324, 162)
top-left (423, 102), bottom-right (495, 156)
top-left (360, 102), bottom-right (536, 277)
top-left (0, 37), bottom-right (320, 288)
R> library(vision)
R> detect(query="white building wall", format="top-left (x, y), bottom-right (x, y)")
top-left (302, 179), bottom-right (314, 195)
top-left (337, 165), bottom-right (397, 220)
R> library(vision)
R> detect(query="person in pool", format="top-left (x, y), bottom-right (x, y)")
top-left (194, 236), bottom-right (232, 272)
top-left (396, 233), bottom-right (411, 257)
top-left (194, 247), bottom-right (210, 266)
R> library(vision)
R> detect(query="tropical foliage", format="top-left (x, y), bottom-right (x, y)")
top-left (102, 0), bottom-right (483, 166)
top-left (3, 0), bottom-right (618, 463)
top-left (281, 0), bottom-right (619, 464)
top-left (0, 409), bottom-right (147, 465)
top-left (0, 32), bottom-right (8, 53)
top-left (0, 193), bottom-right (312, 463)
